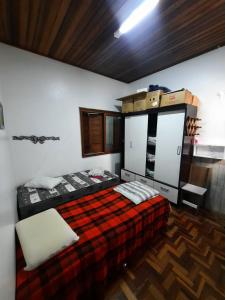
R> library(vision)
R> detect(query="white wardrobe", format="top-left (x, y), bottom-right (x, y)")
top-left (124, 115), bottom-right (148, 176)
top-left (154, 110), bottom-right (185, 187)
top-left (121, 106), bottom-right (196, 204)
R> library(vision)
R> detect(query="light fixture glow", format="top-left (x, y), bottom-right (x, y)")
top-left (114, 0), bottom-right (159, 38)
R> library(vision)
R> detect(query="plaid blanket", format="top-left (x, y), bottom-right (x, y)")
top-left (16, 186), bottom-right (170, 300)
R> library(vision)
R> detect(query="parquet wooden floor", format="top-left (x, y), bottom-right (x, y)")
top-left (104, 206), bottom-right (225, 300)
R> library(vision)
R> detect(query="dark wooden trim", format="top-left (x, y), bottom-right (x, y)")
top-left (79, 108), bottom-right (87, 158)
top-left (178, 105), bottom-right (198, 196)
top-left (82, 151), bottom-right (121, 158)
top-left (83, 152), bottom-right (106, 158)
top-left (79, 107), bottom-right (121, 116)
top-left (103, 112), bottom-right (106, 153)
top-left (79, 107), bottom-right (122, 158)
top-left (178, 107), bottom-right (188, 188)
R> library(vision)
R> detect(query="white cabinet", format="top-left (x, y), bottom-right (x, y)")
top-left (121, 169), bottom-right (136, 182)
top-left (154, 181), bottom-right (178, 204)
top-left (136, 174), bottom-right (154, 187)
top-left (154, 110), bottom-right (185, 187)
top-left (125, 115), bottom-right (148, 176)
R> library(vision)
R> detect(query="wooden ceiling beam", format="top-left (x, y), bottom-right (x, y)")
top-left (0, 0), bottom-right (225, 82)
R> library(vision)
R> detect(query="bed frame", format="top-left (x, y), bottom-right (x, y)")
top-left (17, 170), bottom-right (119, 219)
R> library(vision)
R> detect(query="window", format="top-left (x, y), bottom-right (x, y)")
top-left (79, 107), bottom-right (122, 157)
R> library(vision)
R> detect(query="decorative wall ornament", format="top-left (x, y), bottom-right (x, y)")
top-left (0, 102), bottom-right (4, 129)
top-left (12, 135), bottom-right (60, 144)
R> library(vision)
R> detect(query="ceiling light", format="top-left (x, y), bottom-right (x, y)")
top-left (114, 0), bottom-right (159, 38)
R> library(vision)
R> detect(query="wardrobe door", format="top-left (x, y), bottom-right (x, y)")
top-left (154, 110), bottom-right (185, 187)
top-left (125, 115), bottom-right (148, 176)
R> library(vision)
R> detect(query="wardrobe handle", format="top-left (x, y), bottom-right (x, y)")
top-left (177, 146), bottom-right (181, 155)
top-left (130, 141), bottom-right (133, 148)
top-left (140, 179), bottom-right (147, 184)
top-left (160, 187), bottom-right (169, 193)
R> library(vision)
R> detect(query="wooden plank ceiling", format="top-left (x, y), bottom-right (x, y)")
top-left (1, 0), bottom-right (225, 83)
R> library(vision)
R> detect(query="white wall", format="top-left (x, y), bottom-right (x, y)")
top-left (0, 42), bottom-right (128, 300)
top-left (1, 42), bottom-right (225, 300)
top-left (0, 82), bottom-right (17, 300)
top-left (129, 47), bottom-right (225, 146)
top-left (0, 43), bottom-right (128, 187)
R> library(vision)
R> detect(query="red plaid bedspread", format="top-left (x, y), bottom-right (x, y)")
top-left (16, 187), bottom-right (170, 300)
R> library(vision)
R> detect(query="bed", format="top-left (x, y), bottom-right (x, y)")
top-left (17, 170), bottom-right (119, 219)
top-left (16, 186), bottom-right (170, 300)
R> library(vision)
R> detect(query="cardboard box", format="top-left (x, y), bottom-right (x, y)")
top-left (192, 95), bottom-right (200, 107)
top-left (146, 90), bottom-right (162, 109)
top-left (160, 89), bottom-right (193, 107)
top-left (122, 98), bottom-right (134, 113)
top-left (133, 93), bottom-right (147, 111)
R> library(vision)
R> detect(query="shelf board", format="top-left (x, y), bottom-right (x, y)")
top-left (181, 183), bottom-right (207, 195)
top-left (117, 91), bottom-right (147, 101)
top-left (122, 103), bottom-right (195, 116)
top-left (194, 144), bottom-right (225, 159)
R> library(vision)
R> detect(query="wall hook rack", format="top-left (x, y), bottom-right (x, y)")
top-left (12, 135), bottom-right (60, 144)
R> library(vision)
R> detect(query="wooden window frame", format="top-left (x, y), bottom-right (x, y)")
top-left (79, 107), bottom-right (122, 158)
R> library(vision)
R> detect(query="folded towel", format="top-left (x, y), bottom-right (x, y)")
top-left (114, 181), bottom-right (159, 205)
top-left (146, 153), bottom-right (155, 162)
top-left (148, 85), bottom-right (171, 93)
top-left (146, 169), bottom-right (154, 178)
top-left (147, 136), bottom-right (156, 145)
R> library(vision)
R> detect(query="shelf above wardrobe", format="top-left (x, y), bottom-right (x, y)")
top-left (122, 103), bottom-right (196, 116)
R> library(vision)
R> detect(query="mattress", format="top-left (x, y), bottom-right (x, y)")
top-left (16, 186), bottom-right (170, 300)
top-left (17, 170), bottom-right (119, 219)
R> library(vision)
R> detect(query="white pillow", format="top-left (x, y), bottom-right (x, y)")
top-left (24, 176), bottom-right (63, 189)
top-left (16, 208), bottom-right (79, 271)
top-left (88, 169), bottom-right (104, 177)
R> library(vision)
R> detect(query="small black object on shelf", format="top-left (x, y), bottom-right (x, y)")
top-left (12, 135), bottom-right (60, 144)
top-left (148, 85), bottom-right (171, 93)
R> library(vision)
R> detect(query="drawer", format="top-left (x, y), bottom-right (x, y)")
top-left (136, 175), bottom-right (154, 187)
top-left (153, 182), bottom-right (178, 204)
top-left (121, 169), bottom-right (136, 182)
